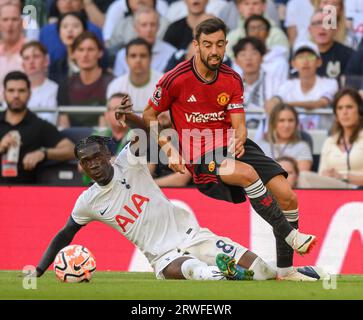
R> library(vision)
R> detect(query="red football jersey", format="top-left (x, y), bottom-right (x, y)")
top-left (149, 58), bottom-right (244, 164)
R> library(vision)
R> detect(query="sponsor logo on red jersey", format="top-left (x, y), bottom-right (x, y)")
top-left (185, 111), bottom-right (225, 123)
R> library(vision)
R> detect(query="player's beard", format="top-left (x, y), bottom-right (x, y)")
top-left (201, 54), bottom-right (222, 71)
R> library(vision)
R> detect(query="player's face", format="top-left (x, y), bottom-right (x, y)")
top-left (73, 39), bottom-right (102, 71)
top-left (335, 95), bottom-right (360, 129)
top-left (235, 43), bottom-right (262, 74)
top-left (4, 80), bottom-right (30, 113)
top-left (275, 110), bottom-right (297, 141)
top-left (78, 143), bottom-right (113, 184)
top-left (195, 30), bottom-right (227, 71)
top-left (22, 47), bottom-right (48, 76)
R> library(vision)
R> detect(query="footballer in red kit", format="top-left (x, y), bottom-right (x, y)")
top-left (148, 58), bottom-right (245, 163)
top-left (143, 17), bottom-right (318, 281)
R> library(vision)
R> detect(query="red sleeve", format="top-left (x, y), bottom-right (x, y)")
top-left (148, 73), bottom-right (175, 113)
top-left (226, 74), bottom-right (245, 114)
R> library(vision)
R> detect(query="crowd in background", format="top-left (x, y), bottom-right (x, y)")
top-left (0, 0), bottom-right (362, 189)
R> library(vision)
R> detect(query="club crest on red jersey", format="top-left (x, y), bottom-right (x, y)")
top-left (217, 92), bottom-right (230, 106)
top-left (151, 86), bottom-right (162, 106)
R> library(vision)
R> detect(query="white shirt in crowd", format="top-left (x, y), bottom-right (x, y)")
top-left (166, 0), bottom-right (228, 23)
top-left (285, 0), bottom-right (314, 45)
top-left (102, 0), bottom-right (169, 42)
top-left (106, 69), bottom-right (163, 112)
top-left (71, 143), bottom-right (200, 271)
top-left (113, 40), bottom-right (176, 77)
top-left (28, 79), bottom-right (59, 125)
top-left (277, 76), bottom-right (338, 130)
top-left (256, 139), bottom-right (313, 162)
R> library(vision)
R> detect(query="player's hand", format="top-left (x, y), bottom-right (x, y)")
top-left (228, 128), bottom-right (245, 158)
top-left (22, 150), bottom-right (45, 170)
top-left (167, 151), bottom-right (186, 174)
top-left (115, 95), bottom-right (133, 127)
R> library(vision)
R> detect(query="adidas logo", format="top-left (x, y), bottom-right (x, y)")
top-left (187, 95), bottom-right (197, 102)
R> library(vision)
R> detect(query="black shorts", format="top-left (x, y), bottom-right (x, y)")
top-left (189, 138), bottom-right (287, 204)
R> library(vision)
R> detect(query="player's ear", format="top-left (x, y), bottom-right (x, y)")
top-left (192, 39), bottom-right (199, 53)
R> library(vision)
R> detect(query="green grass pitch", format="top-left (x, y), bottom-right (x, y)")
top-left (1, 271), bottom-right (363, 300)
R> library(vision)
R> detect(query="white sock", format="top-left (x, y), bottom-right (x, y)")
top-left (277, 267), bottom-right (294, 277)
top-left (249, 257), bottom-right (277, 280)
top-left (181, 259), bottom-right (225, 281)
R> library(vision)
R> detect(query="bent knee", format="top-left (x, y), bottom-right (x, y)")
top-left (219, 160), bottom-right (258, 187)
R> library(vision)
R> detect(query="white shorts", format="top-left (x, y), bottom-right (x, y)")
top-left (155, 228), bottom-right (249, 279)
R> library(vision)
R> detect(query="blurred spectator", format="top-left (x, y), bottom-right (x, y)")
top-left (47, 0), bottom-right (114, 28)
top-left (232, 37), bottom-right (274, 129)
top-left (48, 12), bottom-right (86, 84)
top-left (318, 88), bottom-right (363, 187)
top-left (276, 156), bottom-right (299, 189)
top-left (256, 103), bottom-right (313, 171)
top-left (167, 0), bottom-right (229, 24)
top-left (309, 9), bottom-right (355, 84)
top-left (39, 0), bottom-right (103, 64)
top-left (218, 0), bottom-right (280, 32)
top-left (163, 0), bottom-right (211, 50)
top-left (345, 0), bottom-right (363, 49)
top-left (314, 0), bottom-right (351, 46)
top-left (81, 92), bottom-right (133, 186)
top-left (113, 6), bottom-right (176, 76)
top-left (284, 0), bottom-right (314, 46)
top-left (345, 38), bottom-right (363, 95)
top-left (0, 2), bottom-right (25, 103)
top-left (0, 71), bottom-right (74, 184)
top-left (107, 38), bottom-right (163, 112)
top-left (57, 31), bottom-right (114, 127)
top-left (102, 0), bottom-right (169, 45)
top-left (234, 16), bottom-right (289, 94)
top-left (225, 0), bottom-right (289, 58)
top-left (266, 41), bottom-right (338, 130)
top-left (20, 41), bottom-right (59, 125)
top-left (106, 0), bottom-right (169, 51)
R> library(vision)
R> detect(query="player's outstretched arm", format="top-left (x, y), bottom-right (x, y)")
top-left (35, 216), bottom-right (83, 277)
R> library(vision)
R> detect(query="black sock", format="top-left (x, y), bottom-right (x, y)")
top-left (274, 211), bottom-right (299, 268)
top-left (244, 179), bottom-right (294, 239)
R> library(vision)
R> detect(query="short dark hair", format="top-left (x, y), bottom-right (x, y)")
top-left (57, 11), bottom-right (87, 33)
top-left (3, 71), bottom-right (31, 90)
top-left (74, 135), bottom-right (112, 159)
top-left (195, 18), bottom-right (227, 42)
top-left (71, 31), bottom-right (104, 52)
top-left (125, 38), bottom-right (152, 57)
top-left (21, 41), bottom-right (48, 57)
top-left (244, 14), bottom-right (271, 34)
top-left (232, 36), bottom-right (267, 58)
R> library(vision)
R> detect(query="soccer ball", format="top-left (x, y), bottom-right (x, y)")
top-left (297, 266), bottom-right (331, 280)
top-left (54, 245), bottom-right (96, 283)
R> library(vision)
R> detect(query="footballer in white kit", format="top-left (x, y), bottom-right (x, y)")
top-left (71, 142), bottom-right (238, 278)
top-left (34, 133), bottom-right (277, 281)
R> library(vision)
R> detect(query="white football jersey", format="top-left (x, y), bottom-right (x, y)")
top-left (71, 143), bottom-right (200, 266)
